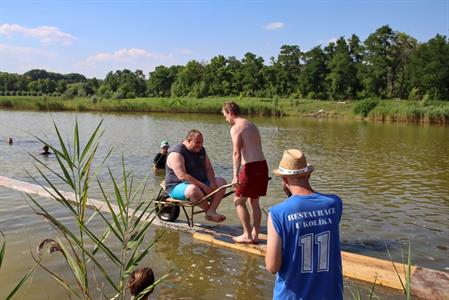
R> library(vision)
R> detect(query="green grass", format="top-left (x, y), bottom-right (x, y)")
top-left (1, 96), bottom-right (448, 123)
top-left (369, 99), bottom-right (449, 123)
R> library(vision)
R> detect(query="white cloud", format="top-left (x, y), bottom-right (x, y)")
top-left (0, 24), bottom-right (76, 45)
top-left (0, 43), bottom-right (55, 58)
top-left (77, 48), bottom-right (172, 66)
top-left (263, 22), bottom-right (285, 31)
top-left (75, 48), bottom-right (177, 78)
top-left (175, 48), bottom-right (194, 55)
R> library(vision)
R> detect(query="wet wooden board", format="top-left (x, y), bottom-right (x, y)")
top-left (193, 232), bottom-right (266, 256)
top-left (192, 231), bottom-right (449, 299)
top-left (0, 175), bottom-right (216, 236)
top-left (1, 175), bottom-right (449, 299)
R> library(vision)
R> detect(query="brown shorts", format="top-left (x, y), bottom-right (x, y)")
top-left (235, 160), bottom-right (269, 198)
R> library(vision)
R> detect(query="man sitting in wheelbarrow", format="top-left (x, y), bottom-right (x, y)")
top-left (165, 129), bottom-right (227, 223)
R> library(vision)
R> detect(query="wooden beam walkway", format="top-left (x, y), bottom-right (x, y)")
top-left (1, 175), bottom-right (448, 299)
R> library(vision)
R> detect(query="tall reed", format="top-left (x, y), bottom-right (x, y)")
top-left (5, 121), bottom-right (168, 299)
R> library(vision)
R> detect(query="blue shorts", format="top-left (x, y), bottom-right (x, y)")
top-left (168, 181), bottom-right (209, 201)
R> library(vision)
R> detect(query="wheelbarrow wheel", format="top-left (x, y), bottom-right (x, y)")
top-left (155, 193), bottom-right (180, 222)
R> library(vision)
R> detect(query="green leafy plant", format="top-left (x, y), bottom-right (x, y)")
top-left (353, 98), bottom-right (380, 117)
top-left (386, 243), bottom-right (412, 300)
top-left (347, 243), bottom-right (413, 300)
top-left (14, 120), bottom-right (169, 299)
top-left (0, 231), bottom-right (4, 270)
top-left (346, 278), bottom-right (380, 300)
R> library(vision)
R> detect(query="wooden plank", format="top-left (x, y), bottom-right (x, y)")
top-left (341, 251), bottom-right (412, 290)
top-left (0, 175), bottom-right (213, 235)
top-left (193, 232), bottom-right (266, 256)
top-left (192, 232), bottom-right (449, 299)
top-left (193, 231), bottom-right (409, 289)
top-left (1, 175), bottom-right (448, 299)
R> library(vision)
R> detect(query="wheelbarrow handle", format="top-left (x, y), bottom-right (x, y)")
top-left (202, 183), bottom-right (234, 200)
top-left (189, 183), bottom-right (234, 206)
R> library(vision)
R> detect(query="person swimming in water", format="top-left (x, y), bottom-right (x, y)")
top-left (41, 145), bottom-right (52, 155)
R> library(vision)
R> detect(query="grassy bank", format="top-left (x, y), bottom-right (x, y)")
top-left (1, 96), bottom-right (448, 123)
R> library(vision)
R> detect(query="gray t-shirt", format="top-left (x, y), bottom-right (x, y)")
top-left (165, 143), bottom-right (207, 192)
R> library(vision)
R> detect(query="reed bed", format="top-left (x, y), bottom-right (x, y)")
top-left (1, 96), bottom-right (448, 123)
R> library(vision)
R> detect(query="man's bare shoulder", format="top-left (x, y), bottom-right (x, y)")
top-left (230, 123), bottom-right (242, 135)
top-left (167, 151), bottom-right (182, 161)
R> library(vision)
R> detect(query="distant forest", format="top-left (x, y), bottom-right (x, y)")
top-left (1, 25), bottom-right (448, 100)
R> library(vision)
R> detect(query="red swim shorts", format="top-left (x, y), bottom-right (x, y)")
top-left (235, 160), bottom-right (269, 198)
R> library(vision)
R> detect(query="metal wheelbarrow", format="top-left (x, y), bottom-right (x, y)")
top-left (154, 181), bottom-right (234, 227)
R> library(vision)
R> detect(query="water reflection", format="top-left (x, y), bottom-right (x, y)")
top-left (151, 228), bottom-right (273, 300)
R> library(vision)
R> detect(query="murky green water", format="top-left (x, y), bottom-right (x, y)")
top-left (0, 110), bottom-right (448, 299)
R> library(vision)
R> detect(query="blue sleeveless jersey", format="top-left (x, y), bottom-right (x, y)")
top-left (269, 193), bottom-right (343, 300)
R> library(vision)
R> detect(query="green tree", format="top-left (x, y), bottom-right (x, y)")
top-left (64, 73), bottom-right (87, 83)
top-left (241, 52), bottom-right (265, 96)
top-left (203, 55), bottom-right (235, 96)
top-left (147, 65), bottom-right (181, 97)
top-left (89, 78), bottom-right (101, 94)
top-left (347, 34), bottom-right (364, 97)
top-left (408, 34), bottom-right (449, 100)
top-left (299, 46), bottom-right (329, 99)
top-left (362, 25), bottom-right (397, 98)
top-left (326, 37), bottom-right (359, 100)
top-left (226, 56), bottom-right (243, 95)
top-left (56, 80), bottom-right (68, 94)
top-left (0, 72), bottom-right (22, 92)
top-left (390, 33), bottom-right (417, 98)
top-left (102, 69), bottom-right (146, 99)
top-left (171, 60), bottom-right (205, 97)
top-left (27, 81), bottom-right (39, 92)
top-left (271, 45), bottom-right (302, 96)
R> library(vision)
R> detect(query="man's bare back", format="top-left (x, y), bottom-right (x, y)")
top-left (230, 118), bottom-right (265, 164)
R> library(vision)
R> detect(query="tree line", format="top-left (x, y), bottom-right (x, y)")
top-left (1, 25), bottom-right (448, 100)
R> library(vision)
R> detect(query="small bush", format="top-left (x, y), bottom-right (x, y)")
top-left (76, 103), bottom-right (87, 111)
top-left (126, 91), bottom-right (136, 99)
top-left (0, 99), bottom-right (14, 108)
top-left (307, 91), bottom-right (318, 100)
top-left (408, 87), bottom-right (420, 101)
top-left (353, 98), bottom-right (380, 117)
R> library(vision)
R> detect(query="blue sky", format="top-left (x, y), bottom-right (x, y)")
top-left (1, 0), bottom-right (448, 78)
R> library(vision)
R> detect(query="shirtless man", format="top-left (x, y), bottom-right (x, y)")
top-left (222, 101), bottom-right (269, 243)
top-left (165, 129), bottom-right (227, 222)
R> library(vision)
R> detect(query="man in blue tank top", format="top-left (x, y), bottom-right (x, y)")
top-left (165, 129), bottom-right (227, 222)
top-left (265, 149), bottom-right (343, 300)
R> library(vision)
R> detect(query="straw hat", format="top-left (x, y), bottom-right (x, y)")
top-left (273, 149), bottom-right (314, 177)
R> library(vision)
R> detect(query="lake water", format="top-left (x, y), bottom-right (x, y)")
top-left (0, 110), bottom-right (448, 299)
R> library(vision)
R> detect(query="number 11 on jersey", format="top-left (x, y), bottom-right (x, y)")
top-left (299, 231), bottom-right (330, 273)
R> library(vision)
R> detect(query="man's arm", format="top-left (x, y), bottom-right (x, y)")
top-left (204, 153), bottom-right (217, 190)
top-left (153, 153), bottom-right (160, 165)
top-left (167, 152), bottom-right (211, 194)
top-left (265, 213), bottom-right (282, 274)
top-left (230, 127), bottom-right (242, 187)
top-left (152, 154), bottom-right (159, 171)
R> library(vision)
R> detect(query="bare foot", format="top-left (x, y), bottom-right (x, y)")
top-left (232, 234), bottom-right (255, 244)
top-left (205, 213), bottom-right (226, 223)
top-left (252, 228), bottom-right (259, 244)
